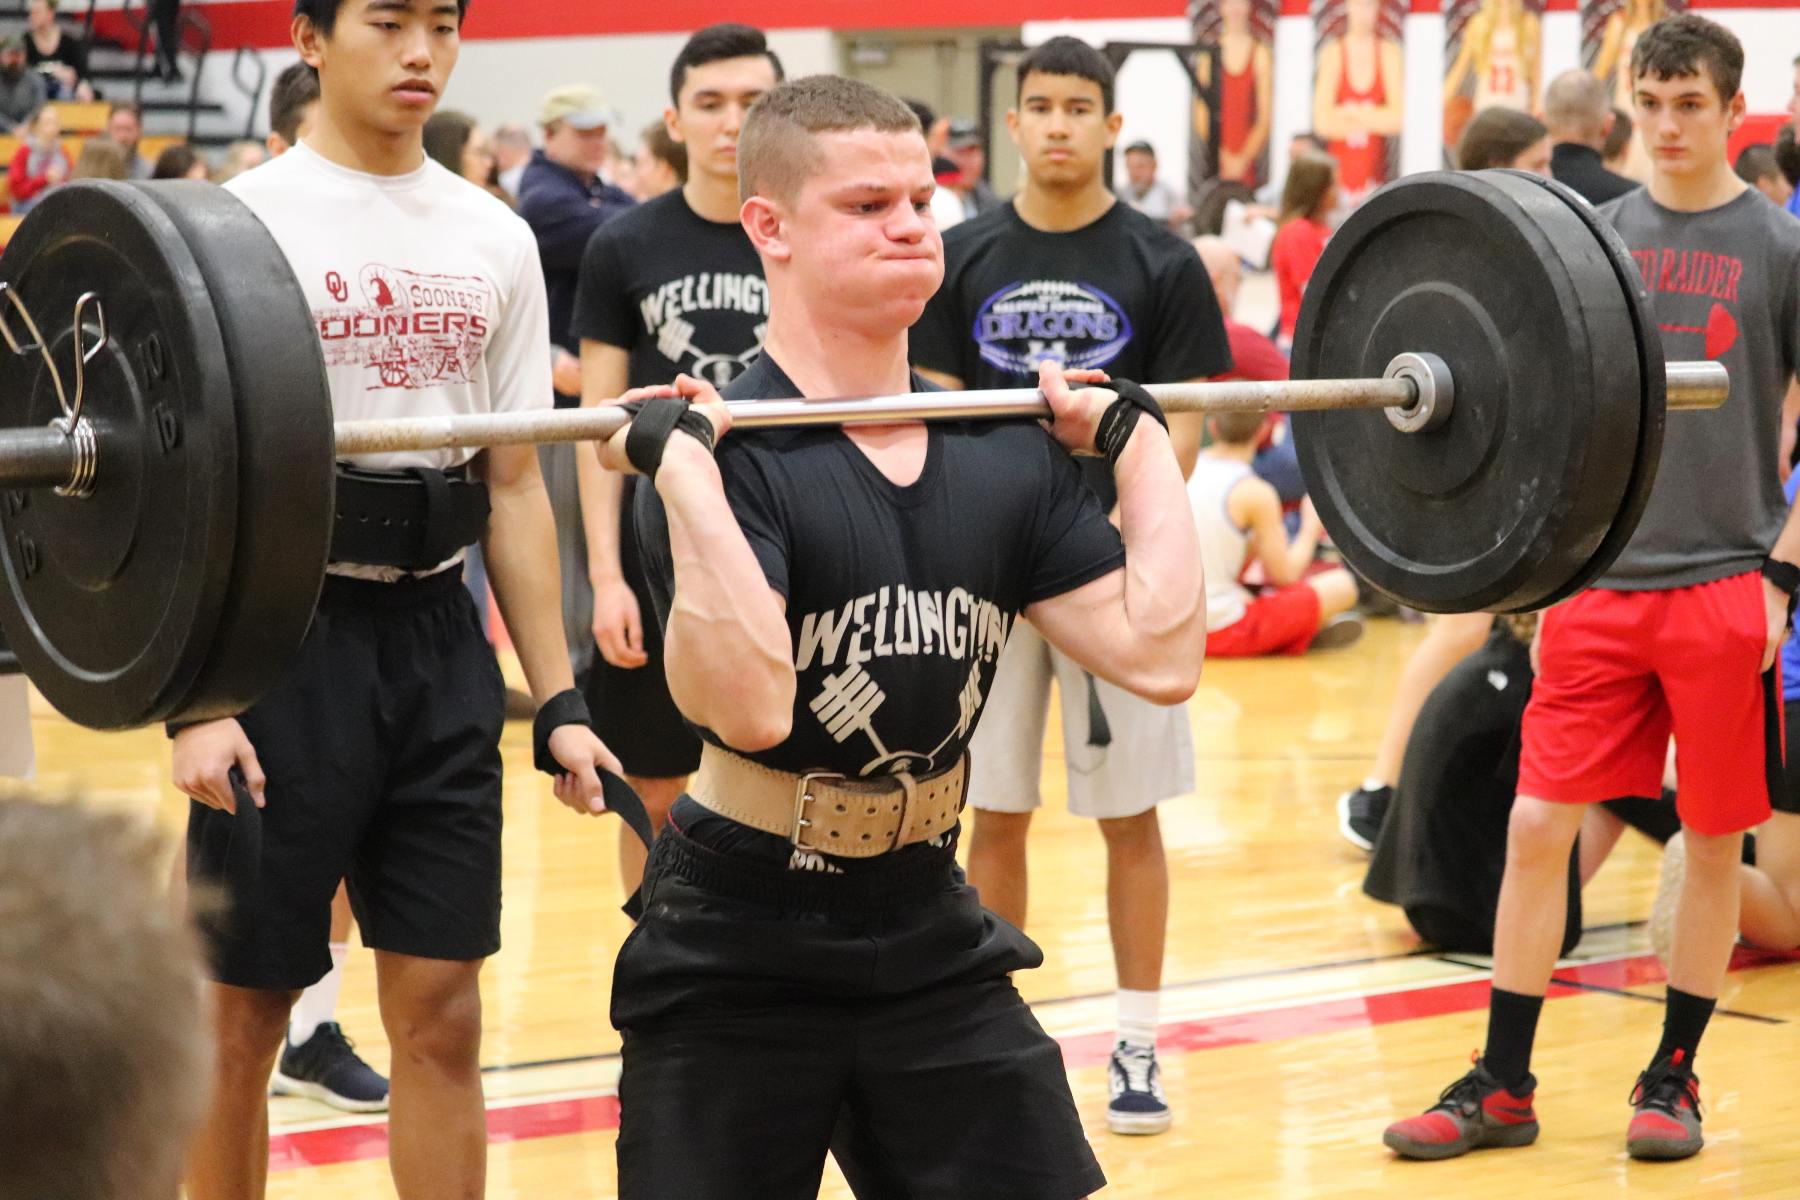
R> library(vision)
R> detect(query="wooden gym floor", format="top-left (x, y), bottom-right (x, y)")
top-left (24, 617), bottom-right (1800, 1199)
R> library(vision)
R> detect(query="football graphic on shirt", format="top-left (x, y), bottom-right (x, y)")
top-left (1704, 302), bottom-right (1738, 360)
top-left (972, 280), bottom-right (1135, 375)
top-left (315, 264), bottom-right (494, 391)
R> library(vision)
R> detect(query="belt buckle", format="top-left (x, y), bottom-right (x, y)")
top-left (793, 770), bottom-right (845, 853)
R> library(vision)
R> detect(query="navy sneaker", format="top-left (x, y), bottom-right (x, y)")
top-left (1337, 785), bottom-right (1393, 852)
top-left (1107, 1042), bottom-right (1172, 1135)
top-left (271, 1022), bottom-right (389, 1113)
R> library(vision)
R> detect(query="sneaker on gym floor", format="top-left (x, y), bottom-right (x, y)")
top-left (1627, 1050), bottom-right (1703, 1161)
top-left (271, 1022), bottom-right (390, 1113)
top-left (1107, 1042), bottom-right (1173, 1135)
top-left (1337, 784), bottom-right (1393, 852)
top-left (1308, 612), bottom-right (1365, 652)
top-left (1383, 1056), bottom-right (1539, 1160)
top-left (1648, 832), bottom-right (1685, 969)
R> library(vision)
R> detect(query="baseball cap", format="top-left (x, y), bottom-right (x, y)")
top-left (540, 85), bottom-right (613, 131)
top-left (945, 118), bottom-right (982, 148)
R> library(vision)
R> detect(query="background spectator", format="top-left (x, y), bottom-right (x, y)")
top-left (1455, 105), bottom-right (1551, 173)
top-left (493, 121), bottom-right (532, 198)
top-left (424, 108), bottom-right (509, 200)
top-left (25, 0), bottom-right (92, 102)
top-left (1194, 235), bottom-right (1302, 510)
top-left (210, 139), bottom-right (266, 185)
top-left (0, 798), bottom-right (211, 1200)
top-left (264, 60), bottom-right (319, 157)
top-left (1543, 69), bottom-right (1637, 203)
top-left (518, 84), bottom-right (635, 402)
top-left (0, 35), bottom-right (46, 132)
top-left (1117, 140), bottom-right (1193, 228)
top-left (152, 141), bottom-right (207, 180)
top-left (1603, 105), bottom-right (1635, 175)
top-left (633, 117), bottom-right (686, 199)
top-left (1268, 153), bottom-right (1336, 347)
top-left (8, 103), bottom-right (68, 212)
top-left (146, 0), bottom-right (181, 82)
top-left (71, 135), bottom-right (127, 180)
top-left (107, 102), bottom-right (154, 179)
top-left (943, 116), bottom-right (1003, 219)
top-left (1736, 144), bottom-right (1794, 208)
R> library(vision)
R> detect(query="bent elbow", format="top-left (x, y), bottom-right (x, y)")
top-left (1142, 672), bottom-right (1199, 708)
top-left (716, 711), bottom-right (793, 754)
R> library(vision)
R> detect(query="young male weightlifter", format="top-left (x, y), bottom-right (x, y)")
top-left (571, 23), bottom-right (781, 895)
top-left (910, 34), bottom-right (1232, 1134)
top-left (582, 74), bottom-right (1205, 1198)
top-left (170, 3), bottom-right (617, 1197)
top-left (1387, 13), bottom-right (1800, 1163)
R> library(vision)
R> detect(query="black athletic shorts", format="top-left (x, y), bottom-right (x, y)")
top-left (1782, 700), bottom-right (1800, 815)
top-left (188, 570), bottom-right (505, 991)
top-left (611, 829), bottom-right (1106, 1200)
top-left (585, 478), bottom-right (701, 779)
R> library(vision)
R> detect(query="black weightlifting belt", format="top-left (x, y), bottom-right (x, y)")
top-left (330, 464), bottom-right (491, 572)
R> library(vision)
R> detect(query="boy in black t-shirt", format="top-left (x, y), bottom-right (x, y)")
top-left (580, 75), bottom-right (1205, 1199)
top-left (910, 35), bottom-right (1232, 1136)
top-left (569, 24), bottom-right (782, 895)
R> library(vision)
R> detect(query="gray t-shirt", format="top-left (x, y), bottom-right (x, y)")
top-left (1597, 187), bottom-right (1800, 590)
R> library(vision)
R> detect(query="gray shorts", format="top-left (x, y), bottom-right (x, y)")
top-left (968, 621), bottom-right (1194, 819)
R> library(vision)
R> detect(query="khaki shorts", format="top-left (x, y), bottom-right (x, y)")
top-left (969, 621), bottom-right (1194, 819)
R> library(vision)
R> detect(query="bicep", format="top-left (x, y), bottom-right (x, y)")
top-left (1024, 569), bottom-right (1127, 676)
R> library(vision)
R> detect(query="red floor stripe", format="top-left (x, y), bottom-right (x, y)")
top-left (270, 951), bottom-right (1763, 1171)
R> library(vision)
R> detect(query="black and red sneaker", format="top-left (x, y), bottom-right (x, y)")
top-left (1384, 1055), bottom-right (1540, 1160)
top-left (1627, 1050), bottom-right (1703, 1161)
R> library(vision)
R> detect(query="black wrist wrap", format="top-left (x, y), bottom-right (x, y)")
top-left (623, 395), bottom-right (716, 481)
top-left (1762, 556), bottom-right (1800, 598)
top-left (533, 688), bottom-right (593, 776)
top-left (1092, 378), bottom-right (1168, 466)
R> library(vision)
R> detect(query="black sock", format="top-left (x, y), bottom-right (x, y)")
top-left (1653, 987), bottom-right (1716, 1070)
top-left (1484, 988), bottom-right (1544, 1093)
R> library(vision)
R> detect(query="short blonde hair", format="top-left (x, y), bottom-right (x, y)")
top-left (0, 797), bottom-right (211, 1199)
top-left (738, 74), bottom-right (921, 207)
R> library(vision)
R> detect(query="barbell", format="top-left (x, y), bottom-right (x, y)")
top-left (0, 172), bottom-right (1727, 731)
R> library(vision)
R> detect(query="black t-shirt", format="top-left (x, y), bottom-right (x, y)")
top-left (637, 354), bottom-right (1126, 791)
top-left (570, 188), bottom-right (769, 390)
top-left (910, 200), bottom-right (1232, 506)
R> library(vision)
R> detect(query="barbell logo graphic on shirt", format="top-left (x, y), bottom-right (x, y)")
top-left (972, 279), bottom-right (1133, 375)
top-left (315, 264), bottom-right (493, 391)
top-left (797, 584), bottom-right (1011, 776)
top-left (638, 272), bottom-right (770, 385)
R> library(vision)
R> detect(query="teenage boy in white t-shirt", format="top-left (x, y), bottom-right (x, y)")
top-left (168, 3), bottom-right (618, 1196)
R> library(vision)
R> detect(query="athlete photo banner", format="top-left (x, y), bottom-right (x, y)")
top-left (1443, 0), bottom-right (1544, 160)
top-left (1312, 0), bottom-right (1407, 203)
top-left (1188, 0), bottom-right (1278, 192)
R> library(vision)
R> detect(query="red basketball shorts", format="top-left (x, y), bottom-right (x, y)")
top-left (1206, 584), bottom-right (1321, 658)
top-left (1519, 570), bottom-right (1781, 836)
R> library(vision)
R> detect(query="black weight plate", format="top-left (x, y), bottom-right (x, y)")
top-left (0, 181), bottom-right (240, 729)
top-left (0, 620), bottom-right (16, 675)
top-left (1502, 170), bottom-right (1667, 610)
top-left (134, 182), bottom-right (333, 726)
top-left (1290, 171), bottom-right (1642, 613)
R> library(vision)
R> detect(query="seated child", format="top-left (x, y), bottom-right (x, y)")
top-left (1190, 411), bottom-right (1362, 657)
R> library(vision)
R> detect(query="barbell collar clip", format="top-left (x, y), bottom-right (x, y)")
top-left (1382, 353), bottom-right (1454, 434)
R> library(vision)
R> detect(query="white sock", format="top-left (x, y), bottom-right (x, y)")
top-left (289, 942), bottom-right (349, 1047)
top-left (1117, 988), bottom-right (1159, 1051)
top-left (1362, 778), bottom-right (1390, 793)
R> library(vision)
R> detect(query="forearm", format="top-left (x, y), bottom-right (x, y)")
top-left (1281, 527), bottom-right (1322, 582)
top-left (578, 447), bottom-right (624, 585)
top-left (1770, 488), bottom-right (1800, 566)
top-left (483, 474), bottom-right (577, 704)
top-left (657, 442), bottom-right (795, 748)
top-left (1113, 419), bottom-right (1206, 672)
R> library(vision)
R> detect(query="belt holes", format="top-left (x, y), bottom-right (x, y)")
top-left (861, 832), bottom-right (872, 840)
top-left (835, 803), bottom-right (847, 813)
top-left (865, 805), bottom-right (877, 816)
top-left (891, 803), bottom-right (900, 812)
top-left (830, 830), bottom-right (840, 838)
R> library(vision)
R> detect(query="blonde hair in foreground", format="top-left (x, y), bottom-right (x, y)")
top-left (0, 795), bottom-right (211, 1200)
top-left (738, 74), bottom-right (922, 207)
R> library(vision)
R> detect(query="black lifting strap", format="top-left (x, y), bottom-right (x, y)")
top-left (600, 769), bottom-right (656, 921)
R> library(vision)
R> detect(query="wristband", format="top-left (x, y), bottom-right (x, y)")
top-left (1092, 378), bottom-right (1168, 466)
top-left (1762, 556), bottom-right (1800, 598)
top-left (533, 688), bottom-right (593, 776)
top-left (623, 395), bottom-right (716, 481)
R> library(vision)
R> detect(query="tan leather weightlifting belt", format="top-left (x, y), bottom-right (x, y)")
top-left (689, 744), bottom-right (969, 858)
